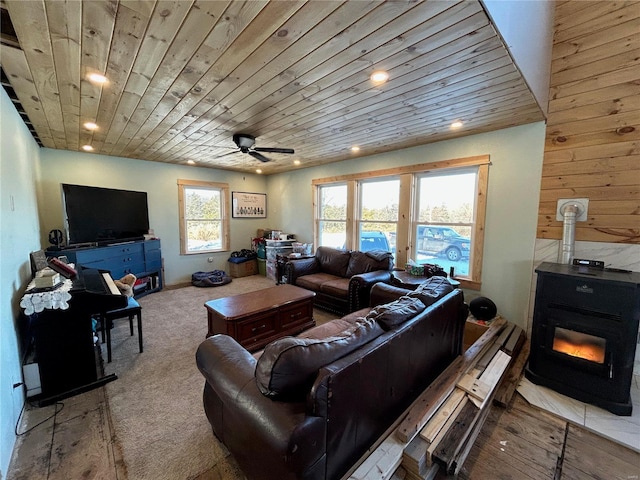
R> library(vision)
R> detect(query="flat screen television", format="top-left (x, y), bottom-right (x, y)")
top-left (62, 183), bottom-right (150, 246)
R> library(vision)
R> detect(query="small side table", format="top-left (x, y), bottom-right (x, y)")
top-left (390, 270), bottom-right (460, 290)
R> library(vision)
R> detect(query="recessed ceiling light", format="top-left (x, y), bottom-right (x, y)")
top-left (450, 121), bottom-right (464, 129)
top-left (82, 145), bottom-right (94, 151)
top-left (87, 73), bottom-right (108, 84)
top-left (370, 70), bottom-right (389, 83)
top-left (83, 122), bottom-right (98, 130)
top-left (351, 146), bottom-right (360, 152)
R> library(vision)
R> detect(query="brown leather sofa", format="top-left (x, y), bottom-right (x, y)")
top-left (196, 277), bottom-right (468, 480)
top-left (285, 246), bottom-right (394, 314)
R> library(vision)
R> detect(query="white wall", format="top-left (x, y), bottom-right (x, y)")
top-left (267, 122), bottom-right (546, 328)
top-left (38, 150), bottom-right (268, 285)
top-left (0, 89), bottom-right (43, 477)
top-left (483, 0), bottom-right (555, 115)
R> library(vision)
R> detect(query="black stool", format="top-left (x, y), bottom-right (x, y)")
top-left (101, 296), bottom-right (143, 363)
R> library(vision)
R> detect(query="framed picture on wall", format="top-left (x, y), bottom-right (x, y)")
top-left (232, 191), bottom-right (267, 218)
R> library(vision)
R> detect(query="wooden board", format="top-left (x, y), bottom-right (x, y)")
top-left (560, 424), bottom-right (640, 480)
top-left (494, 340), bottom-right (529, 407)
top-left (419, 389), bottom-right (467, 443)
top-left (395, 317), bottom-right (507, 443)
top-left (431, 400), bottom-right (479, 470)
top-left (538, 1), bottom-right (640, 242)
top-left (457, 396), bottom-right (566, 479)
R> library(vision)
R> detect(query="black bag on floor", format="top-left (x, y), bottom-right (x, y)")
top-left (191, 270), bottom-right (232, 287)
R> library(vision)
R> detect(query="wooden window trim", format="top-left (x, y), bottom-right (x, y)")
top-left (313, 155), bottom-right (490, 290)
top-left (177, 179), bottom-right (230, 255)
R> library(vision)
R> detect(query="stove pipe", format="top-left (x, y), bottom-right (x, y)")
top-left (558, 203), bottom-right (580, 264)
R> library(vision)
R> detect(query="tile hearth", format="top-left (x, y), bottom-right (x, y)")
top-left (517, 375), bottom-right (640, 452)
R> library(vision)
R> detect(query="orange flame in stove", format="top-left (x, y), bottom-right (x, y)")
top-left (552, 338), bottom-right (605, 364)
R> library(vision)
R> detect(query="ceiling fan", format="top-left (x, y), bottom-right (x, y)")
top-left (231, 133), bottom-right (294, 163)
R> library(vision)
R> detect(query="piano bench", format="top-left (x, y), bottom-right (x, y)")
top-left (102, 297), bottom-right (143, 363)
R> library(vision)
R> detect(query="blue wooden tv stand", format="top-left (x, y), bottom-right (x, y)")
top-left (47, 239), bottom-right (162, 297)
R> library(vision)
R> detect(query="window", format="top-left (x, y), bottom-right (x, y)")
top-left (316, 183), bottom-right (348, 249)
top-left (313, 156), bottom-right (488, 289)
top-left (356, 178), bottom-right (399, 256)
top-left (413, 169), bottom-right (477, 278)
top-left (178, 179), bottom-right (229, 254)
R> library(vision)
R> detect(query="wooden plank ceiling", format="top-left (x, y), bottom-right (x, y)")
top-left (0, 0), bottom-right (543, 174)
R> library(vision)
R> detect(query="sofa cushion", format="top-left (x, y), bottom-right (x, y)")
top-left (346, 250), bottom-right (393, 277)
top-left (407, 276), bottom-right (454, 307)
top-left (366, 295), bottom-right (426, 330)
top-left (316, 246), bottom-right (351, 278)
top-left (295, 272), bottom-right (340, 292)
top-left (255, 318), bottom-right (384, 399)
top-left (319, 277), bottom-right (351, 298)
top-left (338, 307), bottom-right (372, 324)
top-left (298, 318), bottom-right (360, 340)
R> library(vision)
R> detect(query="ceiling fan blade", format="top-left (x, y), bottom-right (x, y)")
top-left (216, 150), bottom-right (239, 158)
top-left (248, 151), bottom-right (271, 162)
top-left (253, 147), bottom-right (294, 154)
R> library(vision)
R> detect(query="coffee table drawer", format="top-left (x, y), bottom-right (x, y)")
top-left (236, 312), bottom-right (278, 346)
top-left (280, 301), bottom-right (313, 330)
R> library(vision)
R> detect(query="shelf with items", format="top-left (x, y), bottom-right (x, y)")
top-left (46, 239), bottom-right (163, 297)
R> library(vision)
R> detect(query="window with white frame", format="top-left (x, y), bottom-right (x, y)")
top-left (313, 156), bottom-right (488, 289)
top-left (178, 179), bottom-right (229, 254)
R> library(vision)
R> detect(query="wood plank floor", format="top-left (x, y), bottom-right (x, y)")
top-left (7, 387), bottom-right (640, 479)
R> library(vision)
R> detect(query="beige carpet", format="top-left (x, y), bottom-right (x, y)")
top-left (104, 275), bottom-right (336, 480)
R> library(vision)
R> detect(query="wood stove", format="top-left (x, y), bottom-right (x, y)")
top-left (525, 262), bottom-right (640, 416)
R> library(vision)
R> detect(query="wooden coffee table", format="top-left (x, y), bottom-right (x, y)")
top-left (205, 284), bottom-right (315, 352)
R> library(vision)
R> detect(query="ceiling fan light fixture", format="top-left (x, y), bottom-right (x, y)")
top-left (87, 73), bottom-right (108, 84)
top-left (351, 145), bottom-right (360, 152)
top-left (450, 120), bottom-right (464, 129)
top-left (293, 159), bottom-right (301, 166)
top-left (370, 70), bottom-right (389, 83)
top-left (187, 160), bottom-right (195, 165)
top-left (234, 133), bottom-right (256, 149)
top-left (232, 133), bottom-right (294, 163)
top-left (82, 145), bottom-right (94, 151)
top-left (83, 122), bottom-right (98, 130)
top-left (255, 168), bottom-right (262, 174)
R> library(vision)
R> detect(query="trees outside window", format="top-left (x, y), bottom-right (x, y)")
top-left (413, 169), bottom-right (477, 277)
top-left (316, 183), bottom-right (347, 249)
top-left (313, 155), bottom-right (488, 289)
top-left (178, 179), bottom-right (229, 254)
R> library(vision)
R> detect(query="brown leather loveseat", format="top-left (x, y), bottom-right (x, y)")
top-left (196, 277), bottom-right (467, 480)
top-left (285, 246), bottom-right (394, 314)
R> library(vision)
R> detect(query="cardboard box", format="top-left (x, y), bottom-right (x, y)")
top-left (463, 317), bottom-right (491, 351)
top-left (228, 259), bottom-right (258, 278)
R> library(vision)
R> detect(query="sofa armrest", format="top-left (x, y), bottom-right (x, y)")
top-left (348, 270), bottom-right (393, 311)
top-left (196, 334), bottom-right (258, 401)
top-left (196, 334), bottom-right (327, 478)
top-left (286, 257), bottom-right (320, 284)
top-left (369, 282), bottom-right (412, 306)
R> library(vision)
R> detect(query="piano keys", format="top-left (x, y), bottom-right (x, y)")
top-left (29, 267), bottom-right (128, 406)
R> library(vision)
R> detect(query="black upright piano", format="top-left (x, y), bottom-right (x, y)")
top-left (30, 267), bottom-right (127, 406)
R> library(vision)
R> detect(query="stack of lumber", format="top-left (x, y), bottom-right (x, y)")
top-left (347, 317), bottom-right (526, 480)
